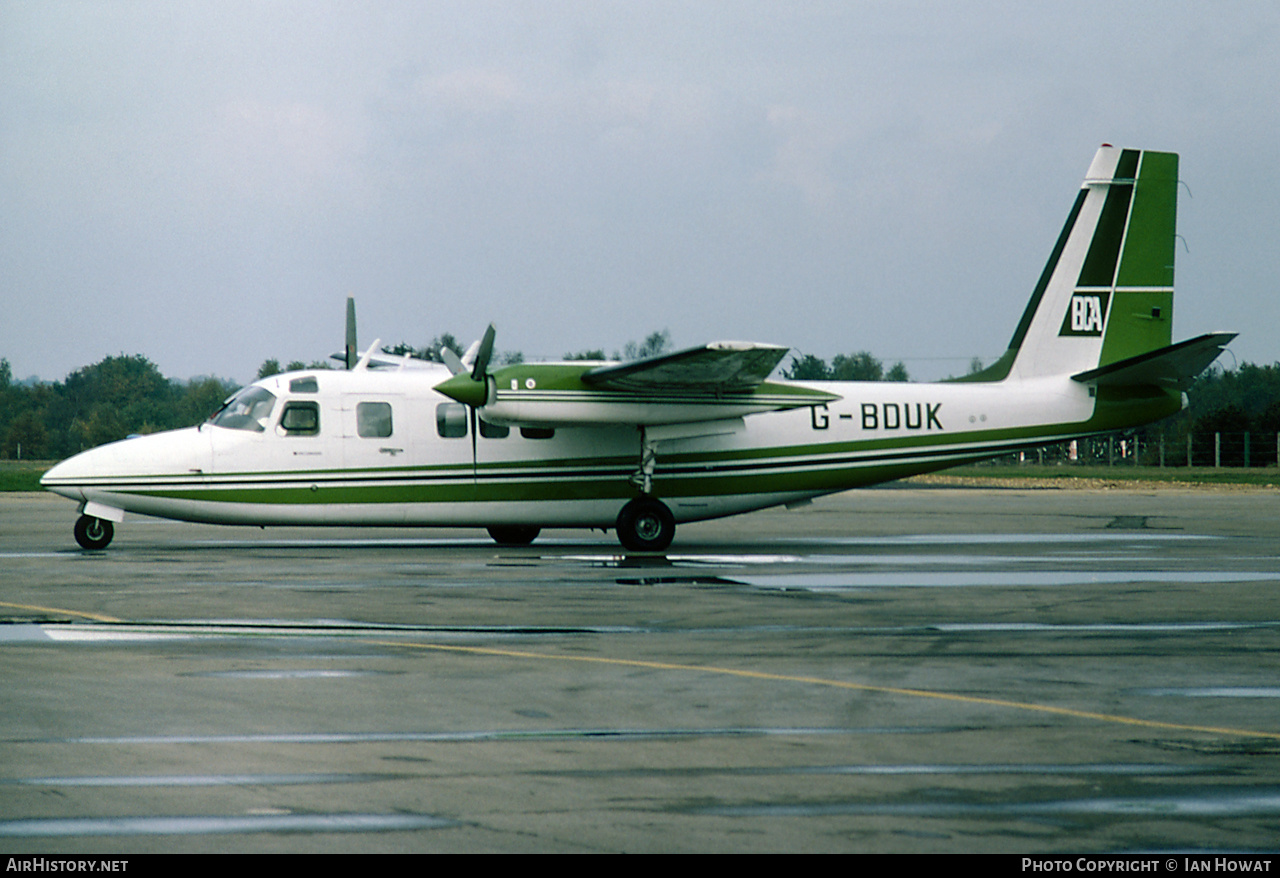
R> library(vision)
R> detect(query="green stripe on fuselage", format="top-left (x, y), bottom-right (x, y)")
top-left (100, 385), bottom-right (1178, 508)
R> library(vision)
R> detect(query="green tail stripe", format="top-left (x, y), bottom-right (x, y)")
top-left (1077, 177), bottom-right (1134, 287)
top-left (1008, 190), bottom-right (1088, 353)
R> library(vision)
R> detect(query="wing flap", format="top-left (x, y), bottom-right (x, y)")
top-left (1071, 332), bottom-right (1236, 389)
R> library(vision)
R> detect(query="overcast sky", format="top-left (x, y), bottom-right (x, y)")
top-left (4, 0), bottom-right (1277, 384)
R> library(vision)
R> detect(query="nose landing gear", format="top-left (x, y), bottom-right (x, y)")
top-left (74, 515), bottom-right (114, 550)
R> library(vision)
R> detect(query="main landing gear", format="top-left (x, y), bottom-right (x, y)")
top-left (74, 515), bottom-right (114, 550)
top-left (614, 426), bottom-right (676, 552)
top-left (483, 430), bottom-right (677, 552)
top-left (486, 525), bottom-right (541, 546)
top-left (615, 495), bottom-right (675, 552)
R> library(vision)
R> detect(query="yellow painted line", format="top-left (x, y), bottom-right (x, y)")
top-left (368, 639), bottom-right (1280, 743)
top-left (0, 601), bottom-right (122, 624)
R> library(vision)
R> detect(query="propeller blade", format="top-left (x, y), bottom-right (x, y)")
top-left (459, 338), bottom-right (481, 371)
top-left (355, 338), bottom-right (381, 371)
top-left (441, 347), bottom-right (465, 376)
top-left (345, 297), bottom-right (357, 370)
top-left (471, 324), bottom-right (496, 382)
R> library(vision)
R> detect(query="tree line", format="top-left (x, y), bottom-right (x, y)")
top-left (1154, 362), bottom-right (1280, 466)
top-left (3, 348), bottom-right (1278, 463)
top-left (0, 355), bottom-right (238, 460)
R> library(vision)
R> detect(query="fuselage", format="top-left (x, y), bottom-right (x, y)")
top-left (37, 146), bottom-right (1225, 551)
top-left (40, 364), bottom-right (1180, 531)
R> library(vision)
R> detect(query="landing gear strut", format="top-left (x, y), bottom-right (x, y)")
top-left (615, 496), bottom-right (675, 552)
top-left (74, 515), bottom-right (114, 550)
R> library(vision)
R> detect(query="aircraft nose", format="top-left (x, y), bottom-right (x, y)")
top-left (40, 453), bottom-right (93, 500)
top-left (40, 428), bottom-right (214, 503)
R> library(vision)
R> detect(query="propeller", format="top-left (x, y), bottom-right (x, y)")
top-left (336, 298), bottom-right (457, 373)
top-left (434, 323), bottom-right (496, 408)
top-left (433, 324), bottom-right (497, 477)
top-left (332, 296), bottom-right (360, 369)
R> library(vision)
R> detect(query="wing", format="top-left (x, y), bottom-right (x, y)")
top-left (582, 341), bottom-right (792, 394)
top-left (1071, 332), bottom-right (1236, 390)
top-left (435, 341), bottom-right (841, 427)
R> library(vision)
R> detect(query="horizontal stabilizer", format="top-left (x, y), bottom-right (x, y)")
top-left (1071, 332), bottom-right (1236, 390)
top-left (583, 342), bottom-right (790, 394)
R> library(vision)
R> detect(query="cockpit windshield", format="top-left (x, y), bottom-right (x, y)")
top-left (209, 386), bottom-right (277, 432)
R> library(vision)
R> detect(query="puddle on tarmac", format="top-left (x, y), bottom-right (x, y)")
top-left (731, 570), bottom-right (1276, 590)
top-left (1133, 687), bottom-right (1280, 698)
top-left (695, 788), bottom-right (1280, 818)
top-left (185, 669), bottom-right (394, 679)
top-left (59, 726), bottom-right (961, 746)
top-left (0, 812), bottom-right (454, 837)
top-left (8, 772), bottom-right (398, 787)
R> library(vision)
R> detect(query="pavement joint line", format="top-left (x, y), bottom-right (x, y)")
top-left (366, 638), bottom-right (1280, 743)
top-left (0, 600), bottom-right (121, 623)
top-left (7, 598), bottom-right (1276, 744)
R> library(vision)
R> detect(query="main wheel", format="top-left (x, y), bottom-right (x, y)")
top-left (615, 496), bottom-right (675, 552)
top-left (486, 525), bottom-right (541, 546)
top-left (74, 515), bottom-right (114, 550)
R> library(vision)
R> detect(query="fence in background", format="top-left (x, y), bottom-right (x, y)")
top-left (987, 432), bottom-right (1280, 469)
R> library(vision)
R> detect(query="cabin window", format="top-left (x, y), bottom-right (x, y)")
top-left (520, 426), bottom-right (555, 440)
top-left (479, 419), bottom-right (509, 439)
top-left (210, 386), bottom-right (276, 432)
top-left (280, 401), bottom-right (320, 436)
top-left (290, 376), bottom-right (319, 393)
top-left (357, 402), bottom-right (393, 438)
top-left (436, 403), bottom-right (468, 439)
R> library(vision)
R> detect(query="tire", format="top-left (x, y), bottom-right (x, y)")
top-left (74, 515), bottom-right (114, 550)
top-left (615, 496), bottom-right (675, 552)
top-left (487, 525), bottom-right (541, 546)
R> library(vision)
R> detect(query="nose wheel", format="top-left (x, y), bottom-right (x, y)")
top-left (74, 515), bottom-right (114, 550)
top-left (615, 496), bottom-right (675, 552)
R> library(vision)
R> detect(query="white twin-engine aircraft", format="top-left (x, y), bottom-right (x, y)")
top-left (43, 145), bottom-right (1235, 552)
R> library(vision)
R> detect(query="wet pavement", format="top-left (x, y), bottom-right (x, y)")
top-left (1, 487), bottom-right (1278, 852)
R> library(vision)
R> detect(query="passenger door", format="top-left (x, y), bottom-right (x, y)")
top-left (339, 394), bottom-right (406, 472)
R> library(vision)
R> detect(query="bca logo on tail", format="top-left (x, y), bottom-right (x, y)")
top-left (1059, 291), bottom-right (1110, 337)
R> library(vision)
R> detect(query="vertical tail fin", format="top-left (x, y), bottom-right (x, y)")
top-left (960, 146), bottom-right (1178, 382)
